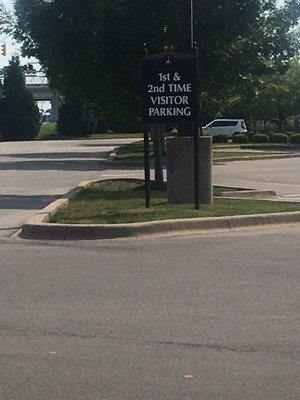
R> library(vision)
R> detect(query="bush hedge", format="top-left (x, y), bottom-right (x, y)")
top-left (290, 134), bottom-right (300, 144)
top-left (57, 98), bottom-right (96, 137)
top-left (252, 134), bottom-right (270, 143)
top-left (232, 133), bottom-right (249, 144)
top-left (213, 135), bottom-right (228, 144)
top-left (270, 133), bottom-right (289, 144)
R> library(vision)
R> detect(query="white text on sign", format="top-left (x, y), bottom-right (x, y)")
top-left (148, 73), bottom-right (193, 117)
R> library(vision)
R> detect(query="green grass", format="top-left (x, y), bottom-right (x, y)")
top-left (36, 124), bottom-right (143, 141)
top-left (36, 123), bottom-right (59, 140)
top-left (89, 132), bottom-right (143, 139)
top-left (213, 143), bottom-right (239, 147)
top-left (51, 179), bottom-right (300, 225)
top-left (113, 142), bottom-right (277, 163)
top-left (213, 151), bottom-right (275, 159)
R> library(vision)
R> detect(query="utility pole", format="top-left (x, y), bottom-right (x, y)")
top-left (190, 0), bottom-right (194, 54)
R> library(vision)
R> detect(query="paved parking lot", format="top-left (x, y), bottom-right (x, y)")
top-left (0, 139), bottom-right (133, 237)
top-left (213, 157), bottom-right (300, 201)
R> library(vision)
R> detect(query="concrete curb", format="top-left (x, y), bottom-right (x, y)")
top-left (20, 211), bottom-right (300, 241)
top-left (106, 151), bottom-right (117, 163)
top-left (18, 179), bottom-right (300, 241)
top-left (106, 151), bottom-right (149, 167)
top-left (241, 144), bottom-right (300, 151)
top-left (106, 152), bottom-right (300, 167)
top-left (19, 179), bottom-right (96, 239)
top-left (219, 190), bottom-right (277, 199)
top-left (214, 153), bottom-right (300, 163)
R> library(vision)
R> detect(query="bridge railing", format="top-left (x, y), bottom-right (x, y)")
top-left (0, 73), bottom-right (49, 86)
top-left (25, 74), bottom-right (48, 86)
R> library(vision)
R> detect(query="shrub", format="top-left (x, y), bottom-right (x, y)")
top-left (290, 134), bottom-right (300, 144)
top-left (213, 135), bottom-right (228, 144)
top-left (0, 57), bottom-right (40, 141)
top-left (57, 98), bottom-right (96, 137)
top-left (270, 133), bottom-right (289, 144)
top-left (284, 131), bottom-right (298, 138)
top-left (232, 134), bottom-right (249, 144)
top-left (247, 132), bottom-right (254, 141)
top-left (95, 116), bottom-right (109, 133)
top-left (108, 111), bottom-right (141, 133)
top-left (252, 134), bottom-right (270, 143)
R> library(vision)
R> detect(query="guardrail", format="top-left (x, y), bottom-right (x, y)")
top-left (0, 73), bottom-right (48, 86)
top-left (25, 74), bottom-right (48, 86)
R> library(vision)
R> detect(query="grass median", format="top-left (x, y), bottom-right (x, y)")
top-left (213, 151), bottom-right (275, 159)
top-left (36, 123), bottom-right (143, 141)
top-left (113, 142), bottom-right (276, 163)
top-left (51, 179), bottom-right (300, 225)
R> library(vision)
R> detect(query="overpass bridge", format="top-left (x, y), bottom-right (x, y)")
top-left (25, 74), bottom-right (62, 122)
top-left (0, 69), bottom-right (62, 122)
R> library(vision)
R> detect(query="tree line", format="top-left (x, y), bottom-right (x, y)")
top-left (1, 0), bottom-right (300, 137)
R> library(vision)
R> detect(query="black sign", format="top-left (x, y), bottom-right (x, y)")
top-left (142, 52), bottom-right (198, 124)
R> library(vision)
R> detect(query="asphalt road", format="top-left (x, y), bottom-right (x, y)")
top-left (0, 139), bottom-right (133, 237)
top-left (0, 226), bottom-right (299, 399)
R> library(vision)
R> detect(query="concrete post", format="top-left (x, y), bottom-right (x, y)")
top-left (50, 90), bottom-right (61, 122)
top-left (166, 136), bottom-right (213, 204)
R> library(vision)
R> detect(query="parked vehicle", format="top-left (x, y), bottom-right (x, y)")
top-left (41, 109), bottom-right (51, 123)
top-left (202, 119), bottom-right (247, 138)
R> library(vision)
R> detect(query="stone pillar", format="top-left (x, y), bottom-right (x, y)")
top-left (166, 136), bottom-right (213, 204)
top-left (50, 90), bottom-right (61, 122)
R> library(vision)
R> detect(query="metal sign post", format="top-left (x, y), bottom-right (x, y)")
top-left (143, 123), bottom-right (151, 208)
top-left (193, 122), bottom-right (200, 210)
top-left (141, 51), bottom-right (199, 209)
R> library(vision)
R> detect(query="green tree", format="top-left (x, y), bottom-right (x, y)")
top-left (13, 0), bottom-right (300, 127)
top-left (218, 57), bottom-right (300, 132)
top-left (0, 1), bottom-right (14, 35)
top-left (286, 57), bottom-right (300, 128)
top-left (1, 57), bottom-right (40, 141)
top-left (57, 97), bottom-right (96, 137)
top-left (253, 77), bottom-right (291, 132)
top-left (0, 79), bottom-right (4, 135)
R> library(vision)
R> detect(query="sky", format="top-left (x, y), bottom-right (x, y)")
top-left (1, 0), bottom-right (28, 66)
top-left (1, 0), bottom-right (12, 9)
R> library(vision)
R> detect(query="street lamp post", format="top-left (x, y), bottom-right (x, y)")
top-left (190, 0), bottom-right (194, 54)
top-left (189, 0), bottom-right (200, 209)
top-left (183, 0), bottom-right (194, 54)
